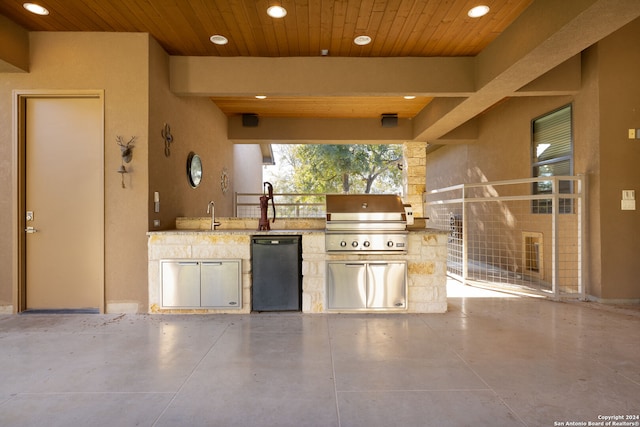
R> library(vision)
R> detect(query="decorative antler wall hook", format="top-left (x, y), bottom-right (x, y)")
top-left (116, 136), bottom-right (136, 188)
top-left (117, 136), bottom-right (136, 163)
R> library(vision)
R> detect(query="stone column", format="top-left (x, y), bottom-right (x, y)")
top-left (402, 141), bottom-right (427, 218)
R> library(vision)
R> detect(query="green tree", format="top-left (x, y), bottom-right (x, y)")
top-left (269, 144), bottom-right (403, 194)
top-left (263, 144), bottom-right (299, 193)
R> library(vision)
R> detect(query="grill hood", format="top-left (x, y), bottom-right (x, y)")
top-left (325, 194), bottom-right (407, 230)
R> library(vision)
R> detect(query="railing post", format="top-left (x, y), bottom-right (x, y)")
top-left (577, 174), bottom-right (586, 299)
top-left (233, 192), bottom-right (238, 217)
top-left (552, 177), bottom-right (559, 298)
top-left (462, 184), bottom-right (468, 284)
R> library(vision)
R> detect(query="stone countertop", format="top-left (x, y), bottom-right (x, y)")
top-left (147, 228), bottom-right (446, 236)
top-left (147, 216), bottom-right (447, 236)
top-left (147, 229), bottom-right (325, 236)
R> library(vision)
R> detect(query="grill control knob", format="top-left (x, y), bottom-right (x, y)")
top-left (363, 241), bottom-right (371, 247)
top-left (352, 241), bottom-right (359, 248)
top-left (340, 241), bottom-right (347, 247)
top-left (386, 241), bottom-right (394, 248)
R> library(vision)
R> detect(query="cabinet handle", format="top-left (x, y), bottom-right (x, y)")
top-left (345, 263), bottom-right (365, 267)
top-left (202, 262), bottom-right (223, 266)
top-left (177, 261), bottom-right (198, 266)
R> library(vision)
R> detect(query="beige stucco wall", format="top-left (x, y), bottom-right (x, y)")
top-left (0, 32), bottom-right (150, 311)
top-left (425, 19), bottom-right (640, 300)
top-left (0, 32), bottom-right (245, 312)
top-left (427, 96), bottom-right (573, 187)
top-left (148, 37), bottom-right (235, 232)
top-left (427, 96), bottom-right (576, 288)
top-left (574, 43), bottom-right (602, 299)
top-left (233, 145), bottom-right (263, 195)
top-left (595, 20), bottom-right (640, 300)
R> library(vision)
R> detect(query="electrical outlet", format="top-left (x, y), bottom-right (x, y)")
top-left (621, 200), bottom-right (636, 210)
top-left (630, 129), bottom-right (637, 139)
top-left (153, 219), bottom-right (160, 227)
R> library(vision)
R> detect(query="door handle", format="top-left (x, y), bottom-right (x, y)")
top-left (25, 226), bottom-right (39, 234)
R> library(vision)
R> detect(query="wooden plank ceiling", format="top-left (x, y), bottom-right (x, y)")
top-left (211, 96), bottom-right (434, 118)
top-left (0, 0), bottom-right (533, 118)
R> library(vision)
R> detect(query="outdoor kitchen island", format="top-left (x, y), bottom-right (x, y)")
top-left (147, 217), bottom-right (447, 314)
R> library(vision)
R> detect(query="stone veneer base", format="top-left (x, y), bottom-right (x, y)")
top-left (148, 218), bottom-right (448, 314)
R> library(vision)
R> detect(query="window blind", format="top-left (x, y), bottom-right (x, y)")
top-left (533, 105), bottom-right (572, 163)
top-left (531, 104), bottom-right (573, 213)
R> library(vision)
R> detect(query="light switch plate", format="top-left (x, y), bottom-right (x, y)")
top-left (622, 190), bottom-right (635, 200)
top-left (630, 129), bottom-right (637, 139)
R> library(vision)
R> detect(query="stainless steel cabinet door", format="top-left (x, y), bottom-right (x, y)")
top-left (201, 261), bottom-right (241, 308)
top-left (162, 261), bottom-right (200, 307)
top-left (327, 262), bottom-right (367, 309)
top-left (367, 262), bottom-right (406, 309)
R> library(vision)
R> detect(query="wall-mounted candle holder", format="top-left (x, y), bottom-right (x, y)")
top-left (162, 123), bottom-right (173, 157)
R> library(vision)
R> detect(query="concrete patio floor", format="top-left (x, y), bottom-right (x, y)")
top-left (1, 280), bottom-right (638, 427)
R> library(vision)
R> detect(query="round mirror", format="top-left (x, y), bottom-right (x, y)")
top-left (187, 152), bottom-right (202, 188)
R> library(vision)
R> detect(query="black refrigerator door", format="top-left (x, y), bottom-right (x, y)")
top-left (251, 237), bottom-right (302, 311)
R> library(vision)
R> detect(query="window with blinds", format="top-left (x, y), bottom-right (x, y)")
top-left (531, 104), bottom-right (573, 214)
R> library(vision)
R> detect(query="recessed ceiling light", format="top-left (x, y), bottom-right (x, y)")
top-left (353, 35), bottom-right (372, 46)
top-left (468, 5), bottom-right (490, 18)
top-left (267, 5), bottom-right (287, 18)
top-left (209, 35), bottom-right (228, 45)
top-left (23, 3), bottom-right (49, 15)
top-left (255, 95), bottom-right (267, 99)
top-left (403, 95), bottom-right (416, 100)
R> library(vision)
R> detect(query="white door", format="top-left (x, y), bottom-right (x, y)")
top-left (24, 96), bottom-right (104, 312)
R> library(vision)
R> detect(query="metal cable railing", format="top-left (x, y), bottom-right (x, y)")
top-left (234, 193), bottom-right (326, 218)
top-left (424, 176), bottom-right (585, 299)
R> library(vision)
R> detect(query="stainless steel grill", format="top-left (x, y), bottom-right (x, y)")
top-left (325, 194), bottom-right (408, 253)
